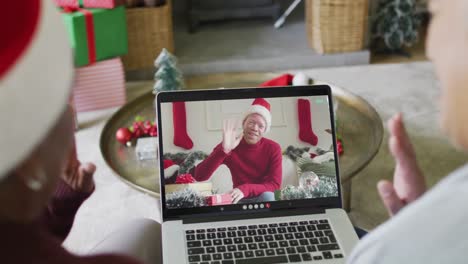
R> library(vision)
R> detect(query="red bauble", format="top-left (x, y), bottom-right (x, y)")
top-left (116, 127), bottom-right (133, 145)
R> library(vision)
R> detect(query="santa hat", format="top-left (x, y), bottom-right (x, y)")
top-left (243, 98), bottom-right (272, 133)
top-left (163, 159), bottom-right (180, 179)
top-left (0, 1), bottom-right (73, 180)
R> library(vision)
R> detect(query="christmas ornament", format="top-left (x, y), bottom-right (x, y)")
top-left (337, 139), bottom-right (344, 155)
top-left (299, 171), bottom-right (320, 190)
top-left (116, 127), bottom-right (132, 145)
top-left (115, 115), bottom-right (157, 146)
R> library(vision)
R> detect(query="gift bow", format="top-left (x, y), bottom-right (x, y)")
top-left (63, 6), bottom-right (96, 65)
top-left (176, 174), bottom-right (196, 184)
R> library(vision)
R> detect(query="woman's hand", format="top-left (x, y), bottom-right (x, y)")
top-left (377, 113), bottom-right (426, 216)
top-left (62, 143), bottom-right (96, 193)
top-left (222, 119), bottom-right (242, 154)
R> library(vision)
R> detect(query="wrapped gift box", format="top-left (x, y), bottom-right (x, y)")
top-left (54, 0), bottom-right (124, 9)
top-left (72, 58), bottom-right (126, 112)
top-left (61, 6), bottom-right (128, 67)
top-left (165, 182), bottom-right (212, 196)
top-left (206, 194), bottom-right (232, 206)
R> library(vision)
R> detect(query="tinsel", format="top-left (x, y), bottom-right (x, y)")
top-left (281, 176), bottom-right (338, 200)
top-left (166, 187), bottom-right (207, 209)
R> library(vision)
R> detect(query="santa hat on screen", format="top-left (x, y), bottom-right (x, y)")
top-left (243, 98), bottom-right (272, 133)
top-left (0, 0), bottom-right (74, 180)
top-left (163, 159), bottom-right (179, 179)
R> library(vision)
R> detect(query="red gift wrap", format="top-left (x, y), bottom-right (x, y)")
top-left (175, 174), bottom-right (196, 184)
top-left (206, 194), bottom-right (232, 206)
top-left (54, 0), bottom-right (123, 9)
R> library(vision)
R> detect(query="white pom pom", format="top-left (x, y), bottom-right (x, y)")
top-left (292, 72), bottom-right (310, 86)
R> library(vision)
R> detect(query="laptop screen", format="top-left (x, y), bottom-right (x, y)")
top-left (157, 86), bottom-right (341, 219)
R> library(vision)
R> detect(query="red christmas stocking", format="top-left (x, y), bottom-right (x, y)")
top-left (297, 99), bottom-right (318, 146)
top-left (172, 102), bottom-right (194, 149)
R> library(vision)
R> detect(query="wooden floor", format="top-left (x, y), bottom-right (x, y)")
top-left (371, 26), bottom-right (428, 64)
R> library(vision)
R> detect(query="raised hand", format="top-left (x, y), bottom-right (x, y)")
top-left (222, 119), bottom-right (242, 154)
top-left (62, 141), bottom-right (96, 193)
top-left (377, 113), bottom-right (426, 216)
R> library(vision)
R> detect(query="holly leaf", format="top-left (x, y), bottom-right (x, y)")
top-left (135, 115), bottom-right (145, 122)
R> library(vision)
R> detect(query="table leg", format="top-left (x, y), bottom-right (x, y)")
top-left (342, 179), bottom-right (352, 212)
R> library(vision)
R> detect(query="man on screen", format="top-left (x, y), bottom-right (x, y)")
top-left (193, 98), bottom-right (282, 204)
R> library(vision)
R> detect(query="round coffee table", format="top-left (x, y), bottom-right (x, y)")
top-left (100, 73), bottom-right (383, 211)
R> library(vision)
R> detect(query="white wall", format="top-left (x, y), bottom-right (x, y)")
top-left (159, 96), bottom-right (334, 155)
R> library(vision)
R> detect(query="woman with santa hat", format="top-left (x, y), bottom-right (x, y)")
top-left (0, 1), bottom-right (146, 263)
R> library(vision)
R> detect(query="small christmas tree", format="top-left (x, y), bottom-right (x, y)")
top-left (153, 48), bottom-right (185, 94)
top-left (372, 0), bottom-right (421, 55)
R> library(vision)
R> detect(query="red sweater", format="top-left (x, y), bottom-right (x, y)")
top-left (0, 180), bottom-right (142, 264)
top-left (193, 138), bottom-right (282, 198)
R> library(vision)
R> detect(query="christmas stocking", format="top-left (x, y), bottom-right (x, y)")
top-left (297, 99), bottom-right (318, 146)
top-left (172, 102), bottom-right (194, 149)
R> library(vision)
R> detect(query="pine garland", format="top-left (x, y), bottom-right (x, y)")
top-left (166, 188), bottom-right (207, 209)
top-left (163, 151), bottom-right (208, 174)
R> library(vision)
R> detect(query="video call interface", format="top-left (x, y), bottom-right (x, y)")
top-left (160, 95), bottom-right (339, 210)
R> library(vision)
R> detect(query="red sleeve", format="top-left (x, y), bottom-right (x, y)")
top-left (192, 143), bottom-right (228, 181)
top-left (237, 142), bottom-right (283, 197)
top-left (40, 179), bottom-right (94, 242)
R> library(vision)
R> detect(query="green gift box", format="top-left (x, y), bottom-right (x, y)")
top-left (62, 6), bottom-right (128, 67)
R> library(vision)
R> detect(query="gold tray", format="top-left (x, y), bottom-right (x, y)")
top-left (100, 73), bottom-right (383, 198)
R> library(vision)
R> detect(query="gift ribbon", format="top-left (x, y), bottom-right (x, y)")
top-left (63, 7), bottom-right (96, 65)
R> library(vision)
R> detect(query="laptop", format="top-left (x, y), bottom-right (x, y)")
top-left (156, 85), bottom-right (359, 264)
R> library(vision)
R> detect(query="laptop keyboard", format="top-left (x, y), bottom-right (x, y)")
top-left (185, 219), bottom-right (343, 264)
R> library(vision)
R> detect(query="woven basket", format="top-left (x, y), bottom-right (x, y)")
top-left (122, 0), bottom-right (174, 71)
top-left (305, 0), bottom-right (368, 54)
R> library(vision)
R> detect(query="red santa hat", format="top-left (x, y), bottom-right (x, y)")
top-left (163, 159), bottom-right (180, 179)
top-left (243, 98), bottom-right (272, 133)
top-left (0, 0), bottom-right (73, 180)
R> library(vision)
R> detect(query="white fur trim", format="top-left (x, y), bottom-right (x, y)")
top-left (0, 1), bottom-right (73, 180)
top-left (243, 105), bottom-right (272, 133)
top-left (164, 165), bottom-right (180, 179)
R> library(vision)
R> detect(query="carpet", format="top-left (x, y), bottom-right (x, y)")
top-left (64, 62), bottom-right (468, 255)
top-left (126, 1), bottom-right (370, 80)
